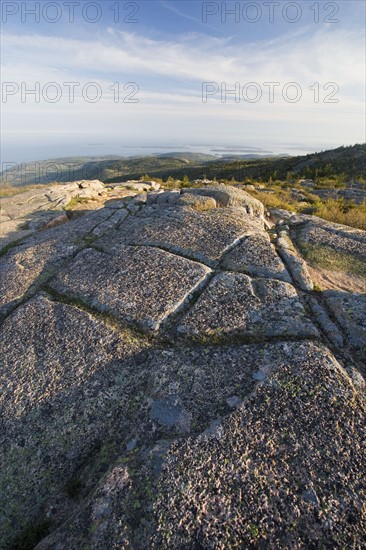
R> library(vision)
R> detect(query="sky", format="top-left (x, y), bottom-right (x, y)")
top-left (1, 0), bottom-right (365, 164)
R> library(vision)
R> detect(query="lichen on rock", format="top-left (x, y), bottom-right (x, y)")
top-left (0, 182), bottom-right (365, 549)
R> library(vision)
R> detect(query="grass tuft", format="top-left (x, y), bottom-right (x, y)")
top-left (297, 242), bottom-right (366, 277)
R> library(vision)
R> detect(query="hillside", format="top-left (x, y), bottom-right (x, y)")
top-left (2, 144), bottom-right (365, 188)
top-left (1, 154), bottom-right (218, 188)
top-left (0, 183), bottom-right (365, 549)
top-left (1, 156), bottom-right (193, 187)
top-left (112, 143), bottom-right (365, 183)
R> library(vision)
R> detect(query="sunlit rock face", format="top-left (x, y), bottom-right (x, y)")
top-left (0, 185), bottom-right (365, 549)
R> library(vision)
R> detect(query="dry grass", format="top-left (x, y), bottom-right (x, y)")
top-left (247, 187), bottom-right (366, 231)
top-left (311, 199), bottom-right (366, 230)
top-left (248, 189), bottom-right (296, 212)
top-left (0, 184), bottom-right (50, 198)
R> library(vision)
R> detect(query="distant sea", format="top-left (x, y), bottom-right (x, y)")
top-left (1, 141), bottom-right (334, 166)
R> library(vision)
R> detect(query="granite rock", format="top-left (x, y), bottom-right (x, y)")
top-left (0, 184), bottom-right (365, 550)
top-left (176, 272), bottom-right (319, 342)
top-left (182, 183), bottom-right (265, 217)
top-left (50, 246), bottom-right (211, 331)
top-left (221, 233), bottom-right (291, 282)
top-left (97, 206), bottom-right (264, 267)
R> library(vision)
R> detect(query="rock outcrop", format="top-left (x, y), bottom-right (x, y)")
top-left (0, 184), bottom-right (365, 549)
top-left (182, 183), bottom-right (265, 217)
top-left (0, 180), bottom-right (107, 253)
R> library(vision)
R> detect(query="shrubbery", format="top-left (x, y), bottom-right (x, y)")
top-left (246, 188), bottom-right (366, 230)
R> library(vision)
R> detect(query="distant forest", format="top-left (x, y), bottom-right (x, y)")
top-left (1, 144), bottom-right (365, 187)
top-left (104, 144), bottom-right (365, 184)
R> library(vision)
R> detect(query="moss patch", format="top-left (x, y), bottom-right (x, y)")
top-left (0, 237), bottom-right (27, 258)
top-left (297, 242), bottom-right (366, 278)
top-left (64, 196), bottom-right (93, 210)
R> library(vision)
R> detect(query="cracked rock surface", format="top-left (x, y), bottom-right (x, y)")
top-left (0, 180), bottom-right (108, 252)
top-left (0, 208), bottom-right (112, 317)
top-left (50, 245), bottom-right (211, 331)
top-left (97, 205), bottom-right (264, 267)
top-left (221, 233), bottom-right (291, 281)
top-left (176, 272), bottom-right (318, 342)
top-left (0, 184), bottom-right (365, 549)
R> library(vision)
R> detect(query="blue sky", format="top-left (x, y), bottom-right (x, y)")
top-left (1, 0), bottom-right (365, 163)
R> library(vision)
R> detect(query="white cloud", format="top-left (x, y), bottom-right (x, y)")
top-left (1, 25), bottom-right (364, 150)
top-left (2, 26), bottom-right (364, 85)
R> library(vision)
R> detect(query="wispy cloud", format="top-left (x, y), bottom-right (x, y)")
top-left (159, 0), bottom-right (219, 32)
top-left (1, 24), bottom-right (364, 150)
top-left (159, 1), bottom-right (203, 25)
top-left (2, 26), bottom-right (364, 86)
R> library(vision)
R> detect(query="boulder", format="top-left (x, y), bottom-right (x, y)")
top-left (175, 193), bottom-right (217, 210)
top-left (182, 184), bottom-right (265, 217)
top-left (269, 208), bottom-right (295, 224)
